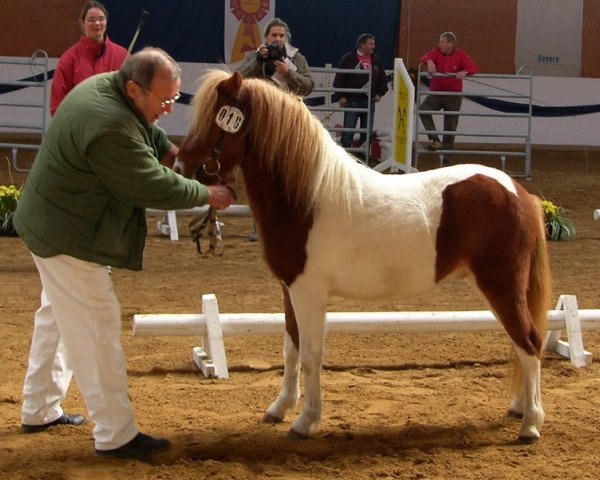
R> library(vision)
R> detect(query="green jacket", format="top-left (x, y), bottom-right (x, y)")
top-left (14, 71), bottom-right (208, 270)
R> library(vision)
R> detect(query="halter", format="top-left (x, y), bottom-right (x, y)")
top-left (202, 95), bottom-right (245, 185)
top-left (189, 96), bottom-right (244, 256)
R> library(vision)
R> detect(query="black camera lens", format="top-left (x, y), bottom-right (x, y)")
top-left (266, 43), bottom-right (284, 60)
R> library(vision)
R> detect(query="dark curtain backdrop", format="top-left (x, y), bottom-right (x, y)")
top-left (101, 0), bottom-right (400, 68)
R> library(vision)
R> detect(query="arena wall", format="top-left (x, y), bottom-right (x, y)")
top-left (397, 0), bottom-right (600, 77)
top-left (2, 0), bottom-right (600, 77)
top-left (2, 1), bottom-right (600, 147)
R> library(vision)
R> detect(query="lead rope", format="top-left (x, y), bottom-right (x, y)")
top-left (189, 175), bottom-right (236, 256)
top-left (189, 206), bottom-right (224, 256)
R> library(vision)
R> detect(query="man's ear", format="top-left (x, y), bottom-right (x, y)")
top-left (125, 80), bottom-right (141, 99)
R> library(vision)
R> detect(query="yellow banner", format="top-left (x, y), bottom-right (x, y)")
top-left (229, 0), bottom-right (270, 64)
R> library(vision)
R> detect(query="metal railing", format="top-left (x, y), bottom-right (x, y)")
top-left (0, 50), bottom-right (49, 172)
top-left (414, 64), bottom-right (533, 178)
top-left (307, 65), bottom-right (372, 164)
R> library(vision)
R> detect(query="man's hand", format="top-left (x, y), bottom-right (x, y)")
top-left (207, 185), bottom-right (235, 210)
top-left (256, 44), bottom-right (268, 58)
top-left (274, 59), bottom-right (290, 77)
top-left (426, 59), bottom-right (437, 74)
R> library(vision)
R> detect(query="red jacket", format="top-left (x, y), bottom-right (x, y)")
top-left (50, 35), bottom-right (127, 115)
top-left (420, 47), bottom-right (479, 92)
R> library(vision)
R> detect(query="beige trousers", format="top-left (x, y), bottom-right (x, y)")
top-left (22, 253), bottom-right (138, 450)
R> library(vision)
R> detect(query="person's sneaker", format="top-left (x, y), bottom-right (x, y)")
top-left (21, 413), bottom-right (86, 433)
top-left (96, 432), bottom-right (171, 459)
top-left (428, 140), bottom-right (443, 150)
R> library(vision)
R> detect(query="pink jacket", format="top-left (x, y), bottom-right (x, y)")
top-left (420, 48), bottom-right (479, 92)
top-left (50, 35), bottom-right (127, 115)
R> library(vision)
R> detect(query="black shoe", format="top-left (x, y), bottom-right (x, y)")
top-left (21, 413), bottom-right (86, 433)
top-left (96, 432), bottom-right (171, 459)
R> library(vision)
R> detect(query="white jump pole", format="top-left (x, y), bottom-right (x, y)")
top-left (146, 205), bottom-right (252, 217)
top-left (133, 294), bottom-right (598, 378)
top-left (133, 309), bottom-right (600, 337)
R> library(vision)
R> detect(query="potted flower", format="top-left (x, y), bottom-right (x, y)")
top-left (541, 199), bottom-right (576, 241)
top-left (0, 183), bottom-right (21, 236)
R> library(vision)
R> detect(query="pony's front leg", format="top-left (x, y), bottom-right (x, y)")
top-left (262, 331), bottom-right (300, 423)
top-left (286, 288), bottom-right (327, 439)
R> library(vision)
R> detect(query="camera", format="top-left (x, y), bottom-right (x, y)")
top-left (265, 43), bottom-right (285, 61)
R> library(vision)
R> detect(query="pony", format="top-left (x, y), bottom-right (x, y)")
top-left (176, 70), bottom-right (552, 443)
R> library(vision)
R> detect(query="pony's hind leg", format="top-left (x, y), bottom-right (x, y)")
top-left (507, 381), bottom-right (524, 419)
top-left (512, 346), bottom-right (544, 443)
top-left (262, 331), bottom-right (300, 423)
top-left (484, 299), bottom-right (544, 442)
top-left (483, 285), bottom-right (545, 442)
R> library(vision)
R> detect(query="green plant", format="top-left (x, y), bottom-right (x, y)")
top-left (541, 199), bottom-right (576, 241)
top-left (1, 156), bottom-right (22, 231)
top-left (0, 184), bottom-right (21, 229)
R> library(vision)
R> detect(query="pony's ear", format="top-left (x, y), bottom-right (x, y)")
top-left (217, 71), bottom-right (243, 99)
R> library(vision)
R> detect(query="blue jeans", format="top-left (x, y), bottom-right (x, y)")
top-left (341, 98), bottom-right (375, 148)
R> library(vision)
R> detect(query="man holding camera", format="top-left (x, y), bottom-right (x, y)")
top-left (236, 17), bottom-right (314, 96)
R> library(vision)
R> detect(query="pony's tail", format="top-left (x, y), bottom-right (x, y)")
top-left (527, 202), bottom-right (553, 351)
top-left (511, 197), bottom-right (553, 387)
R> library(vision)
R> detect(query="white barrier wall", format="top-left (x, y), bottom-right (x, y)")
top-left (3, 59), bottom-right (600, 146)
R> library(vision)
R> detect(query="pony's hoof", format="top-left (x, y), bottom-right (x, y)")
top-left (287, 428), bottom-right (309, 440)
top-left (261, 412), bottom-right (283, 424)
top-left (507, 409), bottom-right (523, 419)
top-left (517, 435), bottom-right (540, 445)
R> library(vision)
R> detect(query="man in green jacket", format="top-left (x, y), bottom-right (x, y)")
top-left (14, 47), bottom-right (235, 459)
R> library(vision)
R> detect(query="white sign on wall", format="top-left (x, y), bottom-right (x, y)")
top-left (515, 0), bottom-right (583, 77)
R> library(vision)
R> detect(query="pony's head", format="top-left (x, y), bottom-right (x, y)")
top-left (177, 69), bottom-right (247, 186)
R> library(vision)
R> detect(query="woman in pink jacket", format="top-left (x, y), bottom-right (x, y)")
top-left (50, 1), bottom-right (127, 116)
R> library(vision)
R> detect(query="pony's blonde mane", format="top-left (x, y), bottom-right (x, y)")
top-left (187, 69), bottom-right (231, 147)
top-left (189, 69), bottom-right (362, 216)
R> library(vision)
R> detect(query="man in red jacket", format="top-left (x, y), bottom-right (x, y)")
top-left (418, 32), bottom-right (479, 161)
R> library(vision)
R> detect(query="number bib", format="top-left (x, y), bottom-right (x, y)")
top-left (215, 105), bottom-right (244, 133)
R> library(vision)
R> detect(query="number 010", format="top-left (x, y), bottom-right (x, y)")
top-left (216, 105), bottom-right (244, 133)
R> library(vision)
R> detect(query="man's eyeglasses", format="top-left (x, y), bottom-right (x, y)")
top-left (134, 81), bottom-right (181, 109)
